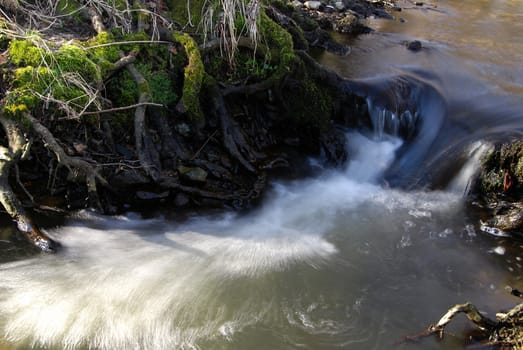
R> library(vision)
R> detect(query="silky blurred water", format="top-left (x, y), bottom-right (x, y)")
top-left (2, 0), bottom-right (523, 349)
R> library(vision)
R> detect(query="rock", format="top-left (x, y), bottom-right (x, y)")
top-left (324, 5), bottom-right (336, 13)
top-left (73, 142), bottom-right (88, 155)
top-left (485, 202), bottom-right (523, 233)
top-left (174, 123), bottom-right (191, 137)
top-left (290, 0), bottom-right (304, 8)
top-left (304, 1), bottom-right (322, 10)
top-left (115, 144), bottom-right (134, 160)
top-left (334, 1), bottom-right (345, 11)
top-left (303, 27), bottom-right (351, 55)
top-left (320, 125), bottom-right (348, 166)
top-left (406, 40), bottom-right (422, 52)
top-left (111, 171), bottom-right (150, 187)
top-left (136, 190), bottom-right (169, 200)
top-left (415, 1), bottom-right (423, 5)
top-left (177, 165), bottom-right (208, 183)
top-left (372, 8), bottom-right (393, 19)
top-left (472, 140), bottom-right (523, 235)
top-left (174, 193), bottom-right (190, 207)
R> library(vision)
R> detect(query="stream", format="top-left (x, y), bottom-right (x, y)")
top-left (1, 0), bottom-right (523, 349)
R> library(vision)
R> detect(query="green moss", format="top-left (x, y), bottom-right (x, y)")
top-left (8, 39), bottom-right (47, 66)
top-left (259, 9), bottom-right (294, 72)
top-left (170, 0), bottom-right (207, 29)
top-left (4, 37), bottom-right (105, 118)
top-left (479, 141), bottom-right (523, 196)
top-left (286, 75), bottom-right (333, 130)
top-left (173, 32), bottom-right (204, 122)
top-left (205, 49), bottom-right (276, 82)
top-left (56, 44), bottom-right (100, 82)
top-left (85, 32), bottom-right (122, 75)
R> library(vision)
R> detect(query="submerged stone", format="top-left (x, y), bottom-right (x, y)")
top-left (406, 40), bottom-right (422, 52)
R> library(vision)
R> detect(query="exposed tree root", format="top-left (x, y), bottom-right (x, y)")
top-left (208, 84), bottom-right (257, 172)
top-left (0, 117), bottom-right (60, 252)
top-left (23, 113), bottom-right (110, 211)
top-left (430, 302), bottom-right (498, 336)
top-left (124, 58), bottom-right (162, 180)
top-left (402, 300), bottom-right (523, 349)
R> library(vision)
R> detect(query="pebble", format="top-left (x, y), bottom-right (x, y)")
top-left (304, 0), bottom-right (322, 10)
top-left (406, 40), bottom-right (422, 52)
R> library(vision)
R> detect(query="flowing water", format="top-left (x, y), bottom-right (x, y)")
top-left (2, 1), bottom-right (523, 349)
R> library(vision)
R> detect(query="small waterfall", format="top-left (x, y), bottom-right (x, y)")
top-left (366, 99), bottom-right (419, 140)
top-left (447, 141), bottom-right (492, 195)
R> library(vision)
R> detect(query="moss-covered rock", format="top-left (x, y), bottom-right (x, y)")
top-left (479, 140), bottom-right (523, 197)
top-left (475, 140), bottom-right (523, 234)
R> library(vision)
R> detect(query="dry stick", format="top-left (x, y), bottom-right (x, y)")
top-left (190, 130), bottom-right (218, 160)
top-left (14, 163), bottom-right (34, 203)
top-left (81, 102), bottom-right (164, 115)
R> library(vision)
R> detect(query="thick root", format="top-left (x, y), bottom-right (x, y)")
top-left (0, 117), bottom-right (60, 252)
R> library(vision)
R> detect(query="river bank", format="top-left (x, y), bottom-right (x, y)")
top-left (2, 0), bottom-right (523, 349)
top-left (0, 0), bottom-right (403, 250)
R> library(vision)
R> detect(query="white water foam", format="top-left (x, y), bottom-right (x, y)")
top-left (447, 141), bottom-right (493, 195)
top-left (0, 133), bottom-right (466, 350)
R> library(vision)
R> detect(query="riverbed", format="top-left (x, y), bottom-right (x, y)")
top-left (1, 1), bottom-right (523, 349)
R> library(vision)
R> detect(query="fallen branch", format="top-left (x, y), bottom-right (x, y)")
top-left (429, 302), bottom-right (498, 337)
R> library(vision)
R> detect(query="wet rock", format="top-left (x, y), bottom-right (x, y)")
top-left (324, 5), bottom-right (336, 14)
top-left (372, 8), bottom-right (393, 19)
top-left (174, 123), bottom-right (191, 137)
top-left (173, 192), bottom-right (190, 207)
top-left (304, 1), bottom-right (322, 10)
top-left (193, 160), bottom-right (233, 180)
top-left (111, 170), bottom-right (150, 187)
top-left (320, 125), bottom-right (348, 166)
top-left (472, 140), bottom-right (523, 235)
top-left (406, 40), bottom-right (422, 52)
top-left (177, 165), bottom-right (208, 183)
top-left (496, 206), bottom-right (523, 232)
top-left (334, 1), bottom-right (345, 11)
top-left (136, 191), bottom-right (169, 201)
top-left (290, 0), bottom-right (304, 8)
top-left (303, 28), bottom-right (351, 55)
top-left (115, 144), bottom-right (134, 160)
